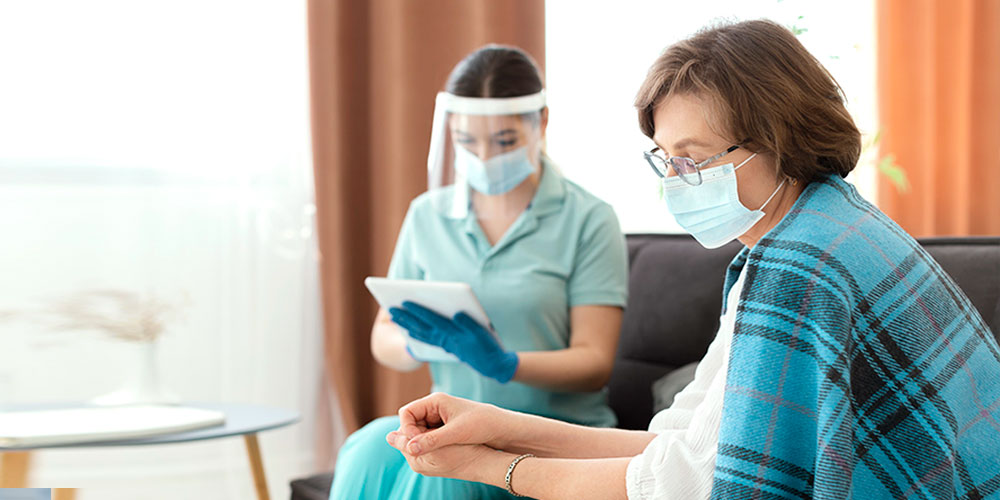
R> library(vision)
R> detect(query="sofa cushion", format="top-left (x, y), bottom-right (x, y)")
top-left (919, 237), bottom-right (1000, 340)
top-left (652, 362), bottom-right (699, 414)
top-left (618, 235), bottom-right (742, 367)
top-left (609, 234), bottom-right (741, 429)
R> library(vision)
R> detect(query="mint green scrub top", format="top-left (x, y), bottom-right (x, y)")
top-left (387, 159), bottom-right (627, 427)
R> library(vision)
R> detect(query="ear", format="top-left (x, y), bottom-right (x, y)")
top-left (538, 106), bottom-right (549, 137)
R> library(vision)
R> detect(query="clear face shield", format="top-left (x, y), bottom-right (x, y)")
top-left (426, 91), bottom-right (546, 220)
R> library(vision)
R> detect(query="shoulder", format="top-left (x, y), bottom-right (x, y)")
top-left (747, 175), bottom-right (919, 309)
top-left (408, 185), bottom-right (457, 214)
top-left (403, 185), bottom-right (464, 226)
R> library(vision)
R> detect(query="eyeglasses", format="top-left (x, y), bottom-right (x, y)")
top-left (643, 144), bottom-right (741, 186)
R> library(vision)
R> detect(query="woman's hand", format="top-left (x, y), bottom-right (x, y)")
top-left (394, 392), bottom-right (513, 456)
top-left (386, 429), bottom-right (506, 482)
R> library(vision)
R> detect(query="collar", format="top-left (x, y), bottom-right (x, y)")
top-left (461, 155), bottom-right (566, 234)
top-left (527, 155), bottom-right (567, 217)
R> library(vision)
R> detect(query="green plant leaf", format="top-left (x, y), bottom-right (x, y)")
top-left (877, 154), bottom-right (909, 193)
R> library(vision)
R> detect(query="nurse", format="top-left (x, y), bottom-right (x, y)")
top-left (328, 45), bottom-right (629, 499)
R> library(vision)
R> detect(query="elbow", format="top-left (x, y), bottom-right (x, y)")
top-left (371, 344), bottom-right (421, 372)
top-left (582, 359), bottom-right (615, 392)
top-left (370, 326), bottom-right (421, 372)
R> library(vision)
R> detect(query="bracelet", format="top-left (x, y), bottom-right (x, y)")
top-left (505, 453), bottom-right (534, 497)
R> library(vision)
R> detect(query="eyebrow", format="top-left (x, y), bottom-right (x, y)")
top-left (453, 129), bottom-right (517, 140)
top-left (671, 137), bottom-right (711, 152)
top-left (651, 137), bottom-right (712, 157)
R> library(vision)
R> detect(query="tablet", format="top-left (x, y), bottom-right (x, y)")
top-left (364, 277), bottom-right (499, 362)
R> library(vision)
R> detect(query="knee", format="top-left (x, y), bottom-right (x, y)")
top-left (336, 416), bottom-right (402, 468)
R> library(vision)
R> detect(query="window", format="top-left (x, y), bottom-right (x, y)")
top-left (0, 2), bottom-right (319, 497)
top-left (545, 0), bottom-right (877, 233)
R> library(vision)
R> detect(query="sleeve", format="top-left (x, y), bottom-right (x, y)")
top-left (567, 202), bottom-right (629, 308)
top-left (386, 201), bottom-right (425, 280)
top-left (627, 287), bottom-right (736, 499)
top-left (626, 428), bottom-right (718, 500)
top-left (626, 359), bottom-right (726, 500)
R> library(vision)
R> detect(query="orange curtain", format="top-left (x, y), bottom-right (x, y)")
top-left (877, 0), bottom-right (1000, 237)
top-left (307, 0), bottom-right (545, 467)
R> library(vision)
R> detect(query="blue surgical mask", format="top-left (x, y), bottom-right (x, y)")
top-left (662, 153), bottom-right (785, 249)
top-left (454, 145), bottom-right (536, 195)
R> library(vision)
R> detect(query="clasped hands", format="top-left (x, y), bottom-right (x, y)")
top-left (385, 392), bottom-right (518, 483)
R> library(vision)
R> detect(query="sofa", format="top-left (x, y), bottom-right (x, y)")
top-left (292, 234), bottom-right (1000, 499)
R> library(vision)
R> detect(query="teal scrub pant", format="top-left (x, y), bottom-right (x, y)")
top-left (328, 416), bottom-right (519, 500)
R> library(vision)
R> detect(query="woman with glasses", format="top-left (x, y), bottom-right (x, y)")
top-left (328, 45), bottom-right (629, 499)
top-left (381, 20), bottom-right (1000, 499)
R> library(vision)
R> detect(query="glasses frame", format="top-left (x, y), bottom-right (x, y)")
top-left (643, 144), bottom-right (741, 186)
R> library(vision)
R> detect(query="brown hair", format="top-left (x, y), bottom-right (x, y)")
top-left (445, 44), bottom-right (543, 98)
top-left (635, 19), bottom-right (861, 183)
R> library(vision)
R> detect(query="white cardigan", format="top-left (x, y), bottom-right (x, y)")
top-left (625, 270), bottom-right (745, 500)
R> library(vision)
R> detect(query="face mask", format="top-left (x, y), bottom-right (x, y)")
top-left (662, 153), bottom-right (786, 249)
top-left (454, 145), bottom-right (536, 195)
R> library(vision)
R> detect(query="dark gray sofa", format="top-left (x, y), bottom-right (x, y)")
top-left (292, 234), bottom-right (1000, 499)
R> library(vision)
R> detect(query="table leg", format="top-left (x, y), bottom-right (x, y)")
top-left (53, 489), bottom-right (77, 500)
top-left (0, 451), bottom-right (31, 487)
top-left (244, 433), bottom-right (270, 500)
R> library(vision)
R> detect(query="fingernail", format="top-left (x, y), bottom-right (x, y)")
top-left (408, 440), bottom-right (421, 455)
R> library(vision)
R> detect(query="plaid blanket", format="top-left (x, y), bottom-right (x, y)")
top-left (710, 174), bottom-right (1000, 499)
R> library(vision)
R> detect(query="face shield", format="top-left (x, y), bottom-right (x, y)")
top-left (426, 90), bottom-right (546, 220)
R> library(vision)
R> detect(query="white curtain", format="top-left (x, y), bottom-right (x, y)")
top-left (0, 1), bottom-right (322, 498)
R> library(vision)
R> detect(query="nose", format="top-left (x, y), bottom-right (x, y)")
top-left (473, 144), bottom-right (491, 161)
top-left (665, 162), bottom-right (679, 177)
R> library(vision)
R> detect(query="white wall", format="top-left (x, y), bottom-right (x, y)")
top-left (546, 0), bottom-right (878, 233)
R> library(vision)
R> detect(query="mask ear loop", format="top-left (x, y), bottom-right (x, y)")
top-left (731, 152), bottom-right (786, 212)
top-left (757, 177), bottom-right (787, 212)
top-left (733, 152), bottom-right (758, 170)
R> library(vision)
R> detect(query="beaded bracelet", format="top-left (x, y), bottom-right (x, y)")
top-left (504, 453), bottom-right (535, 497)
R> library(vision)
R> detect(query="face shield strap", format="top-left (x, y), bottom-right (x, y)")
top-left (435, 90), bottom-right (546, 115)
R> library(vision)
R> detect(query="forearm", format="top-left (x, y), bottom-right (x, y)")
top-left (513, 305), bottom-right (622, 392)
top-left (471, 451), bottom-right (630, 500)
top-left (514, 347), bottom-right (613, 392)
top-left (371, 310), bottom-right (422, 372)
top-left (495, 408), bottom-right (655, 459)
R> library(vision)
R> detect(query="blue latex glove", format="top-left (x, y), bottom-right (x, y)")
top-left (389, 301), bottom-right (519, 384)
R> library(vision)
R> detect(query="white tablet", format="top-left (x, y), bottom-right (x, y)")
top-left (364, 277), bottom-right (499, 362)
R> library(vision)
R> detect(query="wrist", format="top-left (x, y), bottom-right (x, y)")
top-left (471, 449), bottom-right (517, 487)
top-left (487, 405), bottom-right (524, 451)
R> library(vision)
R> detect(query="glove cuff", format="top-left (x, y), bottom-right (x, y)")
top-left (491, 352), bottom-right (519, 384)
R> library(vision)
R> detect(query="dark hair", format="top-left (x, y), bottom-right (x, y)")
top-left (634, 19), bottom-right (861, 183)
top-left (445, 44), bottom-right (543, 98)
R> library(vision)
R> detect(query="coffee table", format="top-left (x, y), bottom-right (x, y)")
top-left (0, 402), bottom-right (300, 500)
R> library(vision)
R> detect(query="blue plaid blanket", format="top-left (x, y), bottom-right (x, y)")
top-left (711, 175), bottom-right (1000, 499)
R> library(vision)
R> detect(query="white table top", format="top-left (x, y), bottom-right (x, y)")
top-left (0, 402), bottom-right (299, 451)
